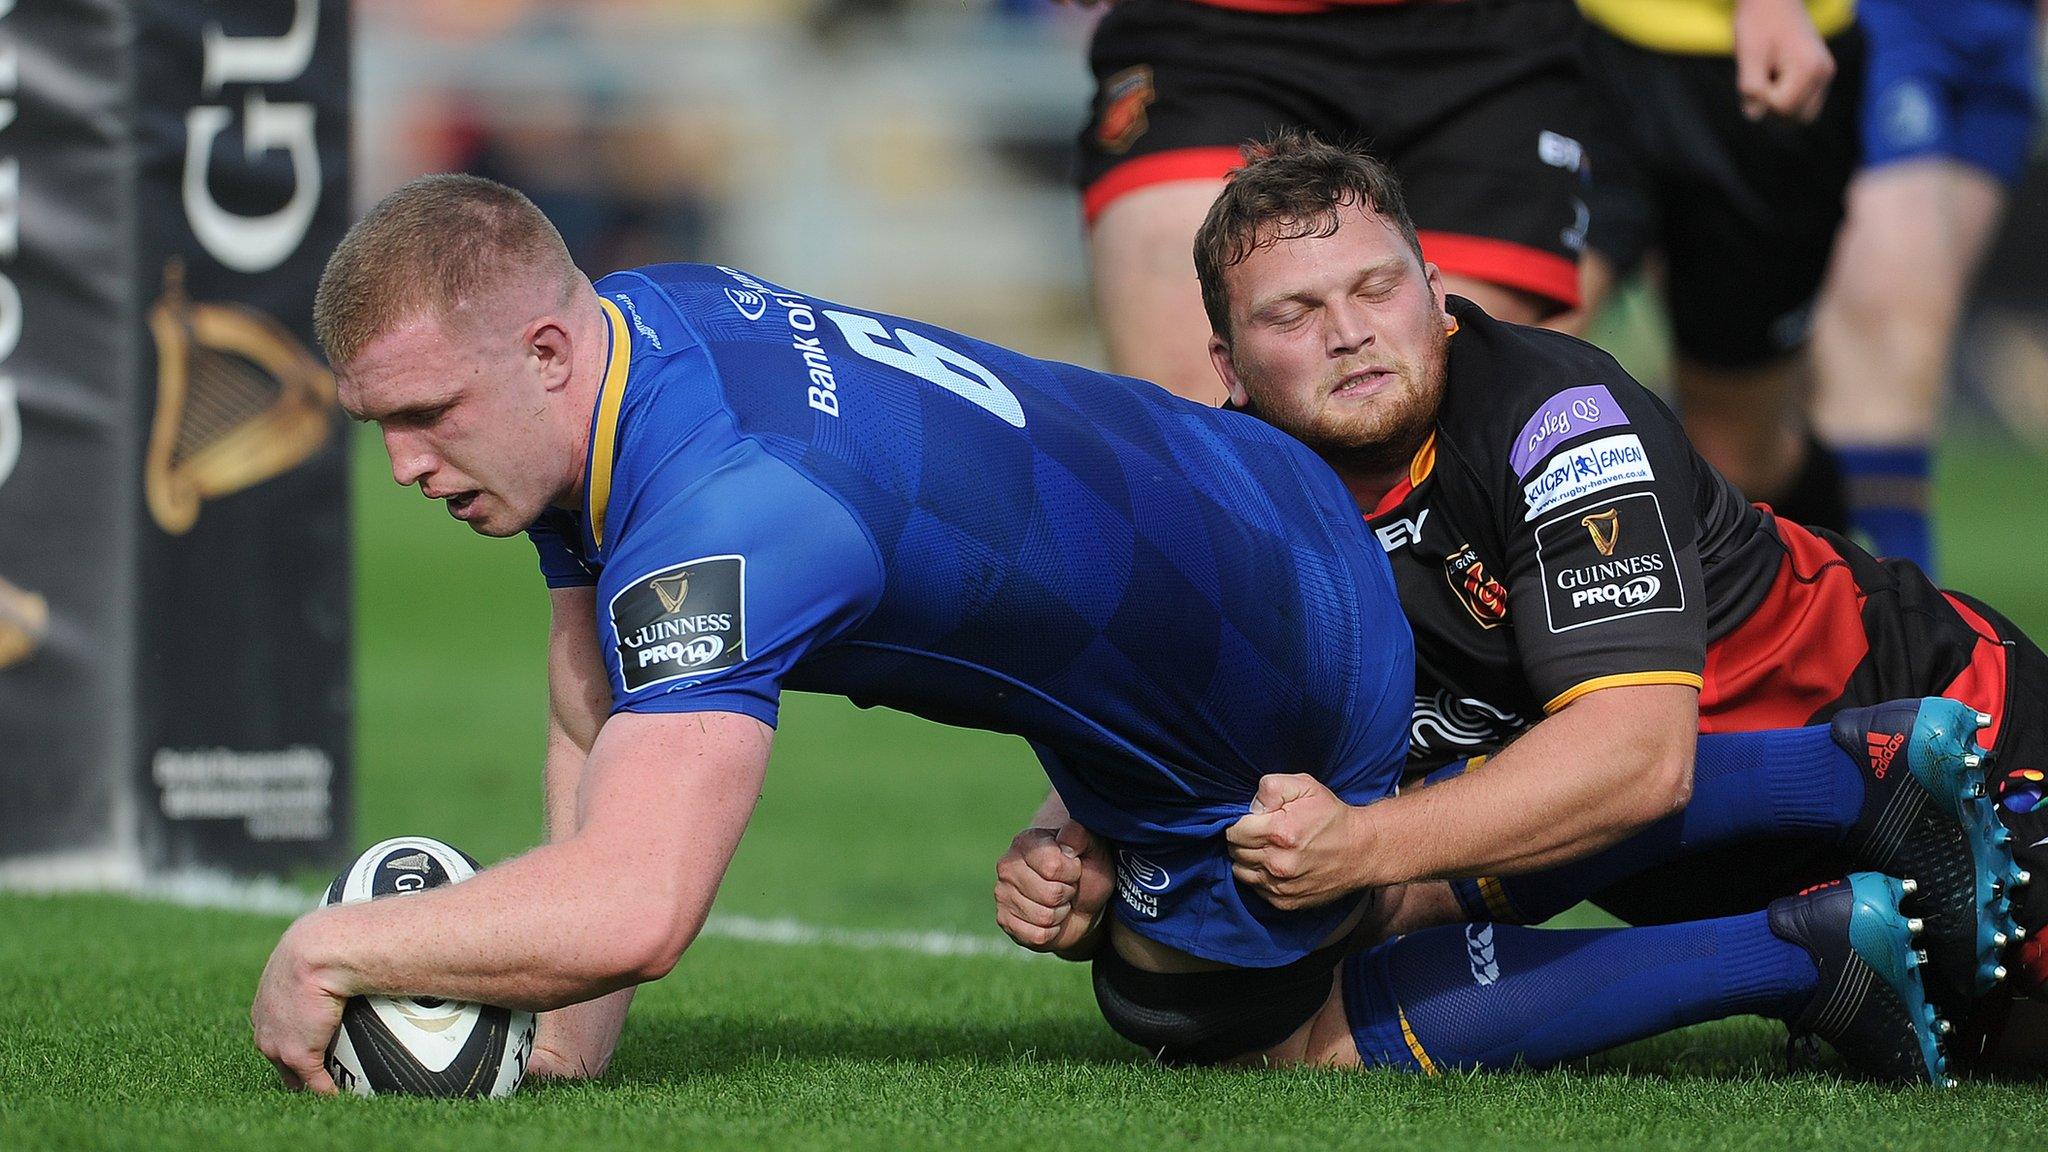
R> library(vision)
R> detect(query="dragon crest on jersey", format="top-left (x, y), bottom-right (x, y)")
top-left (1443, 543), bottom-right (1509, 629)
top-left (1097, 65), bottom-right (1156, 154)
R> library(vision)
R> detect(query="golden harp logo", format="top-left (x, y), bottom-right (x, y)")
top-left (1582, 508), bottom-right (1621, 557)
top-left (144, 260), bottom-right (335, 535)
top-left (0, 571), bottom-right (46, 670)
top-left (652, 573), bottom-right (689, 615)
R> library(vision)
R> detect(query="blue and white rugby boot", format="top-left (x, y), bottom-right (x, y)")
top-left (1832, 697), bottom-right (2025, 1009)
top-left (1770, 873), bottom-right (1950, 1086)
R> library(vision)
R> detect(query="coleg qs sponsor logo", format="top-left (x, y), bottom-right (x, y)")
top-left (1509, 385), bottom-right (1629, 479)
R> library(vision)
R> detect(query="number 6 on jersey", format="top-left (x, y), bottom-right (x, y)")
top-left (823, 309), bottom-right (1027, 428)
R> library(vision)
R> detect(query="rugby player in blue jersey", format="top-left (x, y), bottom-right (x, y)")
top-left (253, 174), bottom-right (1983, 1092)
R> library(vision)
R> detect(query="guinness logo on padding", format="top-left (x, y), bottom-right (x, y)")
top-left (144, 259), bottom-right (336, 535)
top-left (0, 571), bottom-right (46, 670)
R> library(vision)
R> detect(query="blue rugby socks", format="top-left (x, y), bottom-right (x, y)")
top-left (1838, 443), bottom-right (1934, 575)
top-left (1452, 725), bottom-right (1858, 923)
top-left (1343, 912), bottom-right (1817, 1071)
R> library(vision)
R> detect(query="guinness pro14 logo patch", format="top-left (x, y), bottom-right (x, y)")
top-left (1533, 491), bottom-right (1684, 633)
top-left (610, 555), bottom-right (746, 692)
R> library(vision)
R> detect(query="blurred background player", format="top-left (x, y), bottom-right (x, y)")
top-left (1810, 0), bottom-right (2043, 575)
top-left (1570, 0), bottom-right (1861, 529)
top-left (1071, 0), bottom-right (1592, 404)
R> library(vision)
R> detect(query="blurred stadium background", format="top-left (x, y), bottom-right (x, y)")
top-left (8, 1), bottom-right (2048, 1147)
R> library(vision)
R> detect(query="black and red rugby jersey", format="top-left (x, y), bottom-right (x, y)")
top-left (1360, 298), bottom-right (2002, 769)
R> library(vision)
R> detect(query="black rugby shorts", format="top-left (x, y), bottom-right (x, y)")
top-left (1578, 22), bottom-right (1867, 368)
top-left (1076, 0), bottom-right (1594, 310)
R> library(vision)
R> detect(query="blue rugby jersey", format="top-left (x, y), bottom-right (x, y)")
top-left (527, 263), bottom-right (1412, 965)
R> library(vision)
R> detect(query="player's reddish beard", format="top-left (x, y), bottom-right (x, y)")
top-left (1233, 319), bottom-right (1449, 480)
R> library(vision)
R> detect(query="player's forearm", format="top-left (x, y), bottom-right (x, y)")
top-left (542, 584), bottom-right (609, 844)
top-left (1348, 686), bottom-right (1697, 886)
top-left (535, 716), bottom-right (631, 1074)
top-left (533, 988), bottom-right (637, 1078)
top-left (292, 835), bottom-right (700, 1013)
top-left (543, 720), bottom-right (589, 843)
top-left (300, 711), bottom-right (771, 1015)
top-left (1030, 787), bottom-right (1070, 828)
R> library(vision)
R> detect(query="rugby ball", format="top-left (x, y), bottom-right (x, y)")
top-left (318, 836), bottom-right (536, 1098)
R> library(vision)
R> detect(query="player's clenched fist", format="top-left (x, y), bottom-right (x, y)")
top-left (993, 821), bottom-right (1111, 958)
top-left (1731, 0), bottom-right (1835, 123)
top-left (1227, 774), bottom-right (1369, 911)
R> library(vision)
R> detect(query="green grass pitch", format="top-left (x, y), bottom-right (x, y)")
top-left (5, 424), bottom-right (2048, 1150)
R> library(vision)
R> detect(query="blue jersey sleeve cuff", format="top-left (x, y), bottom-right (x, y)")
top-left (618, 691), bottom-right (780, 730)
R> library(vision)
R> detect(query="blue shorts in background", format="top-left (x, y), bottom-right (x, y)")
top-left (1858, 0), bottom-right (2039, 184)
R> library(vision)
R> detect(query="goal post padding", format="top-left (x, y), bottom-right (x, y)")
top-left (0, 0), bottom-right (352, 880)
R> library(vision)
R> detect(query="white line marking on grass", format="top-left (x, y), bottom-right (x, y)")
top-left (1, 869), bottom-right (1042, 961)
top-left (701, 915), bottom-right (1033, 959)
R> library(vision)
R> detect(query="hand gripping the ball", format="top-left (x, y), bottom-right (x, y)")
top-left (251, 917), bottom-right (347, 1095)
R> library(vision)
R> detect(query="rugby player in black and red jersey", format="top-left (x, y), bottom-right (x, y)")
top-left (995, 133), bottom-right (2048, 1073)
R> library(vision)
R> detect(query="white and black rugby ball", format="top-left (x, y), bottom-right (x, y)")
top-left (319, 836), bottom-right (536, 1098)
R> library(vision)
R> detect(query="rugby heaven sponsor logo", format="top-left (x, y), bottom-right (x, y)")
top-left (1532, 490), bottom-right (1684, 633)
top-left (609, 555), bottom-right (747, 692)
top-left (1509, 385), bottom-right (1629, 479)
top-left (1522, 433), bottom-right (1655, 520)
top-left (1116, 849), bottom-right (1169, 918)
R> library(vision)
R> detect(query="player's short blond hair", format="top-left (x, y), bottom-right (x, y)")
top-left (312, 174), bottom-right (582, 368)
